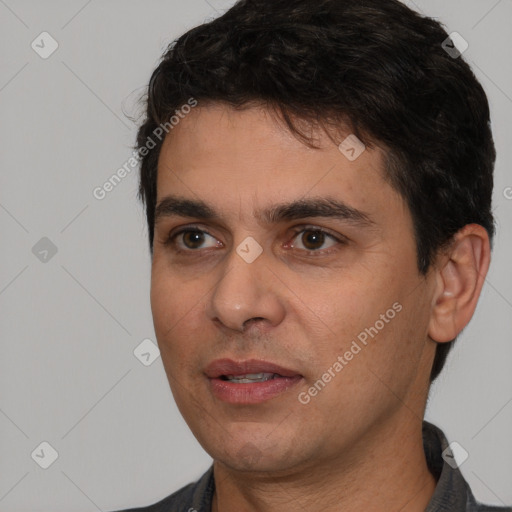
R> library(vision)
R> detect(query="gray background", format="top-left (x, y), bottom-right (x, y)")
top-left (0, 0), bottom-right (511, 510)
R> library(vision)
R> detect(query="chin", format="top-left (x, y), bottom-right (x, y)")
top-left (217, 451), bottom-right (296, 474)
top-left (205, 432), bottom-right (305, 474)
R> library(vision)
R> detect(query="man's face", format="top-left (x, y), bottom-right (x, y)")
top-left (151, 103), bottom-right (437, 473)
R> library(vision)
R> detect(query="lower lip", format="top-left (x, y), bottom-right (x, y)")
top-left (209, 375), bottom-right (303, 404)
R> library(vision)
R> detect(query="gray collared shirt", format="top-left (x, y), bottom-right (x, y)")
top-left (115, 421), bottom-right (511, 511)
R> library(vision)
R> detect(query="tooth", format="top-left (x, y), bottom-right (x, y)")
top-left (225, 372), bottom-right (276, 383)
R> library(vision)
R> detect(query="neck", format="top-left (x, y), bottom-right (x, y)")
top-left (211, 415), bottom-right (437, 512)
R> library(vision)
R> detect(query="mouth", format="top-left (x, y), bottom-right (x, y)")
top-left (205, 359), bottom-right (303, 404)
top-left (220, 372), bottom-right (282, 383)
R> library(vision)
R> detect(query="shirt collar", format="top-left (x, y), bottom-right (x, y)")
top-left (423, 420), bottom-right (477, 511)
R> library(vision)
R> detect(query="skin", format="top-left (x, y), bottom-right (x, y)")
top-left (150, 103), bottom-right (490, 512)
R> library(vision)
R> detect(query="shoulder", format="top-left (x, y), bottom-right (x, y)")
top-left (110, 466), bottom-right (214, 512)
top-left (469, 504), bottom-right (512, 511)
top-left (468, 498), bottom-right (512, 512)
top-left (422, 422), bottom-right (512, 512)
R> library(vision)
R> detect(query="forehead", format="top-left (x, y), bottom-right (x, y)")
top-left (158, 104), bottom-right (383, 179)
top-left (154, 103), bottom-right (404, 228)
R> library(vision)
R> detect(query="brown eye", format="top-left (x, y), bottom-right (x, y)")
top-left (182, 230), bottom-right (207, 249)
top-left (301, 230), bottom-right (327, 250)
top-left (168, 228), bottom-right (220, 252)
top-left (290, 228), bottom-right (343, 253)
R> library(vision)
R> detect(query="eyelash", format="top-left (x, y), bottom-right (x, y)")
top-left (165, 225), bottom-right (347, 257)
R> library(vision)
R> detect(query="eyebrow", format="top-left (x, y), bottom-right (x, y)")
top-left (154, 195), bottom-right (376, 228)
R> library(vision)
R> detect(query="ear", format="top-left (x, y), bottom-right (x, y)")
top-left (428, 224), bottom-right (491, 343)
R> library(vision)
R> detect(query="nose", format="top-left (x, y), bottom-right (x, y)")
top-left (207, 247), bottom-right (286, 333)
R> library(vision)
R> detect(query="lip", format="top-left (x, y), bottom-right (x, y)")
top-left (205, 358), bottom-right (303, 404)
top-left (205, 358), bottom-right (301, 378)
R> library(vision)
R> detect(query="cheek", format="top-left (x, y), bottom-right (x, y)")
top-left (306, 275), bottom-right (412, 375)
top-left (150, 266), bottom-right (203, 347)
top-left (150, 273), bottom-right (172, 335)
top-left (309, 277), bottom-right (384, 339)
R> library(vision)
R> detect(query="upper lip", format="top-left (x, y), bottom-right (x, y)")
top-left (204, 358), bottom-right (301, 378)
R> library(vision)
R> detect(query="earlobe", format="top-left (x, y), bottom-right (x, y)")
top-left (428, 224), bottom-right (491, 343)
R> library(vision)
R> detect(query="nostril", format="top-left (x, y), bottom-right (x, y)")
top-left (242, 318), bottom-right (265, 329)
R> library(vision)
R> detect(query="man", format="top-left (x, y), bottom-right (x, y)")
top-left (115, 0), bottom-right (510, 510)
